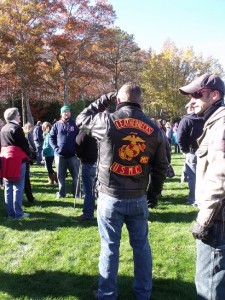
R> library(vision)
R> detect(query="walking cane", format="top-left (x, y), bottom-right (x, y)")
top-left (74, 165), bottom-right (81, 209)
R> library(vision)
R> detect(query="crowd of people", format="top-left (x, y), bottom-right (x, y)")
top-left (0, 74), bottom-right (225, 300)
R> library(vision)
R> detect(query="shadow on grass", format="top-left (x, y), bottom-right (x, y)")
top-left (150, 209), bottom-right (197, 223)
top-left (0, 270), bottom-right (196, 300)
top-left (23, 199), bottom-right (80, 209)
top-left (151, 278), bottom-right (196, 300)
top-left (1, 211), bottom-right (98, 231)
top-left (165, 177), bottom-right (183, 184)
top-left (160, 195), bottom-right (189, 205)
top-left (149, 195), bottom-right (198, 223)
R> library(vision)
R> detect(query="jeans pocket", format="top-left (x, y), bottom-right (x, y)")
top-left (205, 222), bottom-right (225, 248)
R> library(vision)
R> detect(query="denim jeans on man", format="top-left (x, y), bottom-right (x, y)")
top-left (34, 141), bottom-right (43, 165)
top-left (185, 153), bottom-right (197, 204)
top-left (196, 222), bottom-right (225, 300)
top-left (97, 192), bottom-right (152, 300)
top-left (54, 155), bottom-right (80, 197)
top-left (82, 163), bottom-right (96, 218)
top-left (4, 162), bottom-right (26, 218)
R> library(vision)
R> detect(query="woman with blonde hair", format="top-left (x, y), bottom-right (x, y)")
top-left (42, 122), bottom-right (57, 184)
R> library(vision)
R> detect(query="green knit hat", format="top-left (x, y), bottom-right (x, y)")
top-left (60, 105), bottom-right (70, 114)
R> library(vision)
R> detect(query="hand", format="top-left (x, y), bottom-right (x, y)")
top-left (147, 190), bottom-right (159, 209)
top-left (192, 222), bottom-right (209, 241)
top-left (106, 92), bottom-right (117, 103)
top-left (99, 92), bottom-right (117, 111)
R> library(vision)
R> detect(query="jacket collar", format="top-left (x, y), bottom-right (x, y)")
top-left (203, 99), bottom-right (224, 121)
top-left (116, 102), bottom-right (141, 111)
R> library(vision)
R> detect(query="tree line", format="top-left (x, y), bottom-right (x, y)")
top-left (0, 0), bottom-right (224, 124)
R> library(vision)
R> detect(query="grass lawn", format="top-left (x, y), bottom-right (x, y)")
top-left (0, 152), bottom-right (198, 300)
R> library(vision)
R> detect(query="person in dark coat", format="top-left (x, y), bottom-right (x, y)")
top-left (74, 131), bottom-right (98, 221)
top-left (49, 105), bottom-right (80, 199)
top-left (23, 122), bottom-right (39, 204)
top-left (76, 82), bottom-right (168, 300)
top-left (177, 101), bottom-right (204, 205)
top-left (33, 120), bottom-right (44, 165)
top-left (0, 108), bottom-right (31, 219)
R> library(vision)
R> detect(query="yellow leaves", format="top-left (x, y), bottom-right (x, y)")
top-left (0, 61), bottom-right (14, 74)
top-left (182, 48), bottom-right (195, 63)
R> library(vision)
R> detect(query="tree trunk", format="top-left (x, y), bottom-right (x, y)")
top-left (21, 92), bottom-right (26, 126)
top-left (21, 76), bottom-right (34, 125)
top-left (64, 75), bottom-right (69, 106)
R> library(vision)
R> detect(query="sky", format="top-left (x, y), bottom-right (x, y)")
top-left (107, 0), bottom-right (225, 70)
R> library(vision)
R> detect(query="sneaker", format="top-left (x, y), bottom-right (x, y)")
top-left (56, 192), bottom-right (65, 199)
top-left (17, 213), bottom-right (30, 220)
top-left (74, 214), bottom-right (95, 221)
top-left (186, 201), bottom-right (198, 207)
top-left (180, 177), bottom-right (188, 183)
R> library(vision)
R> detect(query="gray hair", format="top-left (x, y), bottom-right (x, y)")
top-left (4, 107), bottom-right (19, 122)
top-left (117, 82), bottom-right (142, 104)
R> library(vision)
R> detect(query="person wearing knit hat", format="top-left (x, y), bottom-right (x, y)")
top-left (60, 106), bottom-right (70, 115)
top-left (49, 104), bottom-right (80, 199)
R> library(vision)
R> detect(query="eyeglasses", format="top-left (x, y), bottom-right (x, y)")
top-left (191, 88), bottom-right (213, 99)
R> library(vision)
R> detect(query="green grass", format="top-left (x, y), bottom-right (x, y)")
top-left (0, 152), bottom-right (198, 300)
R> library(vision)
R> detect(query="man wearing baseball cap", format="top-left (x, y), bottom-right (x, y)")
top-left (179, 73), bottom-right (225, 299)
top-left (49, 105), bottom-right (80, 199)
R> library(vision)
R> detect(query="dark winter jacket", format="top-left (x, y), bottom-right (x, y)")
top-left (76, 131), bottom-right (98, 164)
top-left (33, 124), bottom-right (44, 143)
top-left (49, 118), bottom-right (79, 158)
top-left (0, 121), bottom-right (31, 157)
top-left (76, 94), bottom-right (168, 198)
top-left (177, 113), bottom-right (204, 153)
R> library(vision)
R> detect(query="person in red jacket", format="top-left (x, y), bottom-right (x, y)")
top-left (0, 118), bottom-right (5, 189)
top-left (0, 108), bottom-right (31, 219)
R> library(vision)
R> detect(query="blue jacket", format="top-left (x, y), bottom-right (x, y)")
top-left (49, 118), bottom-right (79, 158)
top-left (33, 124), bottom-right (43, 143)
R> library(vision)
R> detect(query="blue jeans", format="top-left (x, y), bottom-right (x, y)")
top-left (97, 192), bottom-right (152, 300)
top-left (185, 153), bottom-right (197, 204)
top-left (4, 162), bottom-right (26, 218)
top-left (82, 163), bottom-right (96, 218)
top-left (196, 222), bottom-right (225, 299)
top-left (54, 155), bottom-right (80, 197)
top-left (34, 141), bottom-right (43, 165)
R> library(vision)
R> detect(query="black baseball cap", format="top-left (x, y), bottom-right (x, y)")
top-left (179, 73), bottom-right (225, 95)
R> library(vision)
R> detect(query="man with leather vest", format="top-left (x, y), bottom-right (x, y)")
top-left (76, 82), bottom-right (168, 300)
top-left (179, 73), bottom-right (225, 300)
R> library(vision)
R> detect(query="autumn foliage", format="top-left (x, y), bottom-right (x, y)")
top-left (0, 1), bottom-right (224, 123)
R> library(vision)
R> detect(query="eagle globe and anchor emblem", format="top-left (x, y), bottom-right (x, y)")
top-left (119, 132), bottom-right (146, 161)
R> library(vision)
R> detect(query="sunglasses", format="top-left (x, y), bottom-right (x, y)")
top-left (191, 88), bottom-right (213, 99)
